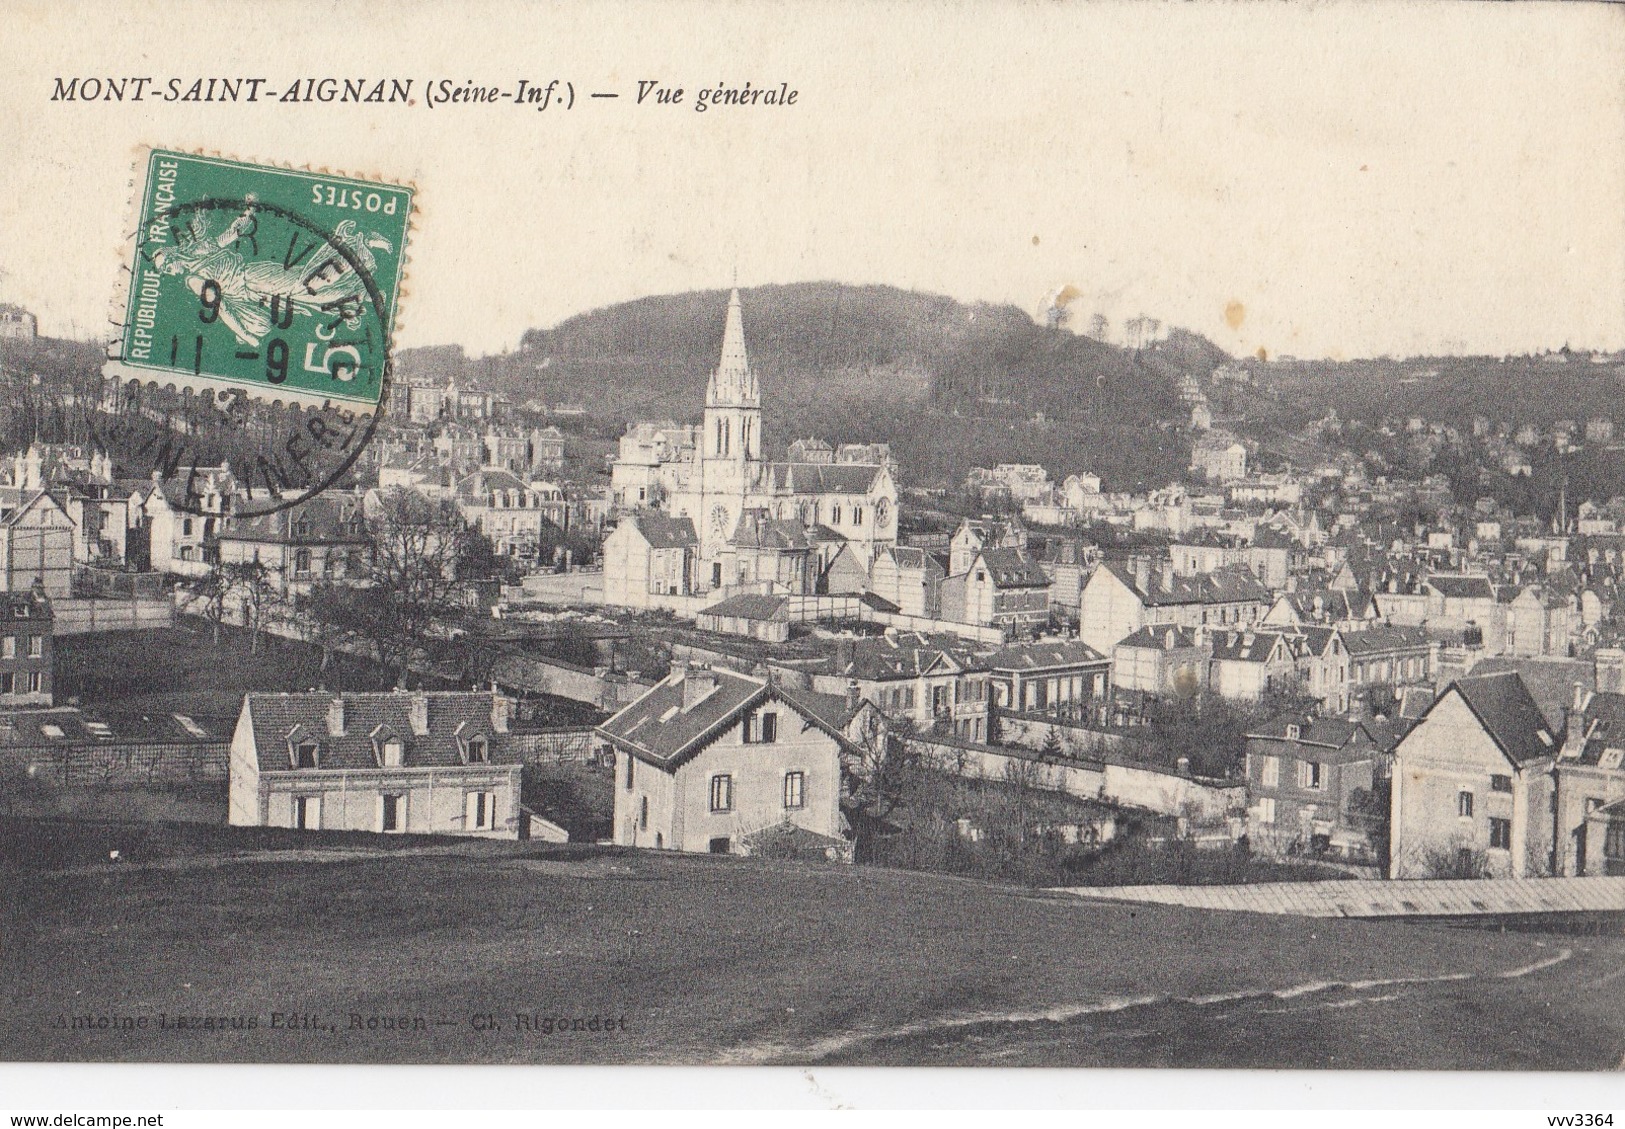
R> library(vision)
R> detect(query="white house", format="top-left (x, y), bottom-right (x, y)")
top-left (228, 691), bottom-right (525, 839)
top-left (1388, 671), bottom-right (1558, 879)
top-left (598, 665), bottom-right (855, 858)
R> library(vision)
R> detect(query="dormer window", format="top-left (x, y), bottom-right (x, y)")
top-left (467, 735), bottom-right (488, 763)
top-left (293, 740), bottom-right (319, 769)
top-left (374, 734), bottom-right (404, 767)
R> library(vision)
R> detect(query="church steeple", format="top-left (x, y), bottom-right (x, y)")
top-left (706, 289), bottom-right (759, 408)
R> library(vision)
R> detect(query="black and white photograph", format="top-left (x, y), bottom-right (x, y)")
top-left (1, 0), bottom-right (1623, 1115)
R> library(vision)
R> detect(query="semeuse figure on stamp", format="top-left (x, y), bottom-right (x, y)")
top-left (152, 202), bottom-right (392, 349)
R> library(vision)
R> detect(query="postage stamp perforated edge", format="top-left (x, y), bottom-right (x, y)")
top-left (101, 144), bottom-right (420, 415)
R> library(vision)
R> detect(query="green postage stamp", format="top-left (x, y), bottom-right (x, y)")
top-left (104, 149), bottom-right (414, 411)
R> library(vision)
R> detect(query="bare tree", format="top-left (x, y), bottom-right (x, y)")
top-left (844, 707), bottom-right (921, 825)
top-left (226, 560), bottom-right (282, 655)
top-left (302, 488), bottom-right (470, 686)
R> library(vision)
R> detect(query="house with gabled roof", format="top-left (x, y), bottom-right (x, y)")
top-left (1209, 629), bottom-right (1297, 703)
top-left (1112, 623), bottom-right (1210, 698)
top-left (0, 487), bottom-right (74, 598)
top-left (720, 508), bottom-right (814, 594)
top-left (1389, 671), bottom-right (1558, 879)
top-left (602, 511), bottom-right (698, 607)
top-left (228, 690), bottom-right (525, 838)
top-left (940, 546), bottom-right (1052, 633)
top-left (1263, 588), bottom-right (1379, 631)
top-left (598, 664), bottom-right (854, 858)
top-left (869, 545), bottom-right (945, 618)
top-left (1078, 559), bottom-right (1271, 654)
top-left (216, 492), bottom-right (370, 596)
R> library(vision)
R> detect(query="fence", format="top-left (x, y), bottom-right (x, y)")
top-left (490, 653), bottom-right (652, 710)
top-left (912, 728), bottom-right (1243, 827)
top-left (51, 596), bottom-right (175, 635)
top-left (72, 569), bottom-right (168, 600)
top-left (503, 727), bottom-right (603, 764)
top-left (0, 738), bottom-right (230, 787)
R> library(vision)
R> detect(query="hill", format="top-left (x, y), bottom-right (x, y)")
top-left (397, 283), bottom-right (1231, 491)
top-left (3, 819), bottom-right (1619, 1068)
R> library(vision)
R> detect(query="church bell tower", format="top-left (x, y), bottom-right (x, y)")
top-left (699, 289), bottom-right (762, 560)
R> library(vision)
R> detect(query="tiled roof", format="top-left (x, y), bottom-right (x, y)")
top-left (1436, 672), bottom-right (1559, 768)
top-left (699, 594), bottom-right (789, 621)
top-left (244, 691), bottom-right (509, 773)
top-left (976, 547), bottom-right (1050, 589)
top-left (884, 546), bottom-right (945, 574)
top-left (1251, 526), bottom-right (1297, 550)
top-left (455, 467), bottom-right (531, 496)
top-left (628, 512), bottom-right (697, 550)
top-left (1278, 589), bottom-right (1375, 623)
top-left (0, 706), bottom-right (214, 746)
top-left (1247, 712), bottom-right (1371, 750)
top-left (1116, 623), bottom-right (1203, 651)
top-left (1569, 692), bottom-right (1625, 768)
top-left (1100, 561), bottom-right (1270, 607)
top-left (1210, 630), bottom-right (1287, 663)
top-left (1341, 625), bottom-right (1431, 656)
top-left (1284, 626), bottom-right (1339, 658)
top-left (812, 633), bottom-right (983, 680)
top-left (1427, 574), bottom-right (1495, 600)
top-left (730, 513), bottom-right (809, 551)
top-left (982, 639), bottom-right (1108, 672)
top-left (767, 462), bottom-right (882, 495)
top-left (220, 494), bottom-right (368, 545)
top-left (597, 668), bottom-right (853, 767)
top-left (0, 592), bottom-right (52, 624)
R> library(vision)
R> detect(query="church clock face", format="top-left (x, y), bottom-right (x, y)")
top-left (710, 504), bottom-right (731, 539)
top-left (875, 497), bottom-right (892, 531)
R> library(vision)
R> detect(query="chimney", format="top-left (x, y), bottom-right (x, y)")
top-left (1176, 756), bottom-right (1192, 777)
top-left (682, 669), bottom-right (718, 711)
top-left (835, 636), bottom-right (856, 674)
top-left (408, 693), bottom-right (430, 737)
top-left (1573, 682), bottom-right (1591, 715)
top-left (491, 693), bottom-right (513, 734)
top-left (669, 659), bottom-right (690, 685)
top-left (846, 678), bottom-right (861, 715)
top-left (326, 697), bottom-right (346, 737)
top-left (1159, 569), bottom-right (1172, 594)
top-left (1134, 557), bottom-right (1150, 594)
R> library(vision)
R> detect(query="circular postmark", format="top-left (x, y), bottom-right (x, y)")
top-left (101, 151), bottom-right (413, 518)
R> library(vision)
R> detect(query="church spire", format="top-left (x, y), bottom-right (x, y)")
top-left (707, 288), bottom-right (759, 407)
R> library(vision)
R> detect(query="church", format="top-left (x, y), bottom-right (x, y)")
top-left (606, 290), bottom-right (898, 601)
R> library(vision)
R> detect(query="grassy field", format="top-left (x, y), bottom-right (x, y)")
top-left (1, 817), bottom-right (1620, 1069)
top-left (53, 624), bottom-right (413, 733)
top-left (55, 622), bottom-right (604, 733)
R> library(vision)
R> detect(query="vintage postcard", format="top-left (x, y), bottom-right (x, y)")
top-left (1, 0), bottom-right (1623, 1112)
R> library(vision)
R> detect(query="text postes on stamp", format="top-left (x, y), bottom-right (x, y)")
top-left (100, 149), bottom-right (415, 516)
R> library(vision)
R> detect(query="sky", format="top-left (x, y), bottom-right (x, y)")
top-left (1, 0), bottom-right (1622, 361)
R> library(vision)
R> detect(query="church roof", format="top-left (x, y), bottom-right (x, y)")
top-left (730, 513), bottom-right (809, 551)
top-left (766, 462), bottom-right (884, 495)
